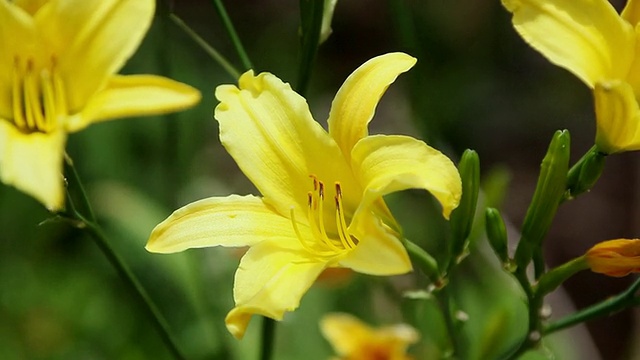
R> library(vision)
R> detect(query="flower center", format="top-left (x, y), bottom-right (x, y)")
top-left (290, 175), bottom-right (359, 257)
top-left (11, 56), bottom-right (67, 134)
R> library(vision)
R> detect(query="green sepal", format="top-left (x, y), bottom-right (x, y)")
top-left (485, 207), bottom-right (509, 265)
top-left (449, 149), bottom-right (481, 263)
top-left (514, 130), bottom-right (570, 270)
top-left (565, 146), bottom-right (606, 200)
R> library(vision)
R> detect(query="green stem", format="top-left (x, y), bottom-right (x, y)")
top-left (296, 0), bottom-right (325, 96)
top-left (211, 0), bottom-right (253, 71)
top-left (436, 284), bottom-right (460, 359)
top-left (169, 13), bottom-right (240, 79)
top-left (63, 157), bottom-right (186, 360)
top-left (544, 276), bottom-right (640, 335)
top-left (260, 317), bottom-right (276, 360)
top-left (504, 268), bottom-right (540, 359)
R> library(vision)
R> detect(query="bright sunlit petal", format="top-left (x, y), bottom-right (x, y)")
top-left (35, 0), bottom-right (155, 112)
top-left (146, 195), bottom-right (294, 253)
top-left (594, 80), bottom-right (640, 153)
top-left (214, 70), bottom-right (356, 219)
top-left (502, 0), bottom-right (634, 86)
top-left (226, 239), bottom-right (327, 339)
top-left (68, 75), bottom-right (201, 131)
top-left (0, 121), bottom-right (66, 211)
top-left (327, 52), bottom-right (416, 160)
top-left (351, 134), bottom-right (462, 219)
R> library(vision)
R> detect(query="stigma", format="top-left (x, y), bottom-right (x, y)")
top-left (290, 175), bottom-right (358, 257)
top-left (11, 56), bottom-right (67, 134)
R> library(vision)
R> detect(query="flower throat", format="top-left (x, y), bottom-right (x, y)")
top-left (290, 175), bottom-right (359, 256)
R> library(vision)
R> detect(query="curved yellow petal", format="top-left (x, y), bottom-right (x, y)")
top-left (0, 121), bottom-right (66, 211)
top-left (594, 80), bottom-right (640, 153)
top-left (327, 53), bottom-right (416, 159)
top-left (35, 0), bottom-right (154, 112)
top-left (320, 313), bottom-right (375, 356)
top-left (351, 134), bottom-right (461, 219)
top-left (502, 0), bottom-right (634, 86)
top-left (225, 239), bottom-right (327, 339)
top-left (340, 211), bottom-right (412, 275)
top-left (622, 0), bottom-right (640, 26)
top-left (0, 1), bottom-right (38, 119)
top-left (321, 313), bottom-right (419, 358)
top-left (146, 195), bottom-right (293, 254)
top-left (586, 239), bottom-right (640, 277)
top-left (214, 70), bottom-right (357, 219)
top-left (67, 75), bottom-right (201, 131)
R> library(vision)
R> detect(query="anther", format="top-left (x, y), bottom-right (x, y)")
top-left (318, 181), bottom-right (325, 200)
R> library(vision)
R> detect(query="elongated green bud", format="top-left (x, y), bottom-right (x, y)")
top-left (450, 149), bottom-right (481, 261)
top-left (565, 146), bottom-right (606, 200)
top-left (485, 208), bottom-right (509, 265)
top-left (514, 130), bottom-right (570, 270)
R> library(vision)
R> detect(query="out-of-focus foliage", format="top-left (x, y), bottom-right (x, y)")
top-left (0, 1), bottom-right (637, 359)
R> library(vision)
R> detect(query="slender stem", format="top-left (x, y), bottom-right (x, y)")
top-left (296, 0), bottom-right (325, 96)
top-left (169, 13), bottom-right (240, 79)
top-left (211, 0), bottom-right (253, 71)
top-left (544, 276), bottom-right (640, 335)
top-left (63, 157), bottom-right (186, 360)
top-left (260, 317), bottom-right (276, 360)
top-left (435, 284), bottom-right (460, 358)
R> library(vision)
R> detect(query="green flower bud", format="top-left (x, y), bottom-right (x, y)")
top-left (450, 149), bottom-right (481, 261)
top-left (514, 130), bottom-right (570, 270)
top-left (485, 207), bottom-right (509, 265)
top-left (565, 146), bottom-right (606, 200)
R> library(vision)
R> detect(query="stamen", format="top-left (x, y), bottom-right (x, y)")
top-left (335, 196), bottom-right (352, 250)
top-left (335, 183), bottom-right (357, 249)
top-left (41, 70), bottom-right (56, 133)
top-left (11, 58), bottom-right (26, 129)
top-left (291, 208), bottom-right (334, 256)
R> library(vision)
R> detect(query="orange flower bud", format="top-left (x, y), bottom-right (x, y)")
top-left (585, 239), bottom-right (640, 277)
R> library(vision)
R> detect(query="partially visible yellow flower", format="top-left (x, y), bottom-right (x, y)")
top-left (147, 52), bottom-right (462, 339)
top-left (0, 0), bottom-right (201, 210)
top-left (501, 0), bottom-right (640, 153)
top-left (585, 239), bottom-right (640, 277)
top-left (320, 313), bottom-right (419, 360)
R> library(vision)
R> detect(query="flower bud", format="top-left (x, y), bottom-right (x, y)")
top-left (485, 208), bottom-right (509, 265)
top-left (514, 130), bottom-right (570, 269)
top-left (450, 149), bottom-right (480, 260)
top-left (585, 239), bottom-right (640, 277)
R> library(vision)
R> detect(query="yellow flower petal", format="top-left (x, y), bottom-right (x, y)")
top-left (0, 121), bottom-right (66, 210)
top-left (502, 0), bottom-right (634, 86)
top-left (340, 211), bottom-right (412, 275)
top-left (622, 0), bottom-right (640, 26)
top-left (146, 195), bottom-right (292, 254)
top-left (351, 134), bottom-right (461, 219)
top-left (13, 0), bottom-right (49, 15)
top-left (320, 313), bottom-right (419, 360)
top-left (68, 75), bottom-right (201, 131)
top-left (594, 80), bottom-right (640, 153)
top-left (214, 70), bottom-right (358, 219)
top-left (585, 238), bottom-right (640, 277)
top-left (35, 0), bottom-right (155, 112)
top-left (225, 239), bottom-right (327, 339)
top-left (0, 1), bottom-right (38, 119)
top-left (327, 52), bottom-right (416, 160)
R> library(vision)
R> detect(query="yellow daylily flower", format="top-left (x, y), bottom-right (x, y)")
top-left (147, 52), bottom-right (462, 339)
top-left (585, 238), bottom-right (640, 277)
top-left (0, 0), bottom-right (201, 210)
top-left (320, 313), bottom-right (419, 360)
top-left (502, 0), bottom-right (640, 153)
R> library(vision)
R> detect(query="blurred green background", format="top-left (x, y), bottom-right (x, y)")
top-left (1, 0), bottom-right (638, 359)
